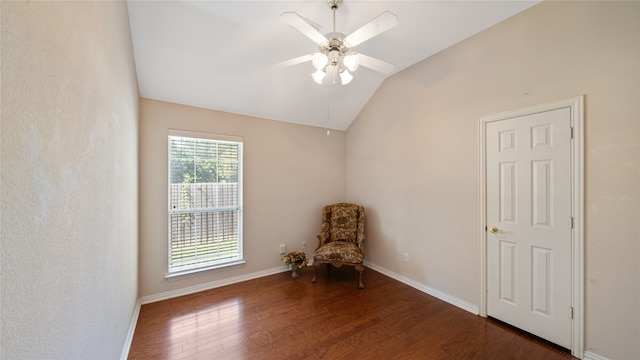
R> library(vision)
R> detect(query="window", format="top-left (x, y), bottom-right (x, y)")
top-left (168, 130), bottom-right (243, 275)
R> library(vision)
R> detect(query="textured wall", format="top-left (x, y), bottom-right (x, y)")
top-left (138, 98), bottom-right (345, 298)
top-left (346, 1), bottom-right (639, 359)
top-left (1, 2), bottom-right (139, 359)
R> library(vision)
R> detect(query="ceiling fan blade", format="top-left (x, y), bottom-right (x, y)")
top-left (345, 11), bottom-right (398, 48)
top-left (358, 54), bottom-right (395, 74)
top-left (281, 12), bottom-right (328, 44)
top-left (273, 54), bottom-right (313, 68)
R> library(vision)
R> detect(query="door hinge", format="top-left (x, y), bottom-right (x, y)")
top-left (571, 216), bottom-right (574, 229)
top-left (570, 127), bottom-right (574, 139)
top-left (570, 306), bottom-right (574, 319)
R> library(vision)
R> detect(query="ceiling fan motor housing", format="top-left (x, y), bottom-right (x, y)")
top-left (317, 33), bottom-right (355, 72)
top-left (320, 33), bottom-right (349, 57)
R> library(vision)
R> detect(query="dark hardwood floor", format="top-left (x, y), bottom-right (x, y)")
top-left (128, 266), bottom-right (574, 360)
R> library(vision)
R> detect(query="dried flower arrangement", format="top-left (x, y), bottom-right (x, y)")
top-left (282, 250), bottom-right (308, 268)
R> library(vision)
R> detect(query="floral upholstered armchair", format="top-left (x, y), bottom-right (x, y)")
top-left (311, 203), bottom-right (366, 289)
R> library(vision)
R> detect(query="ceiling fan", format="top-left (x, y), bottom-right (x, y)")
top-left (276, 0), bottom-right (398, 86)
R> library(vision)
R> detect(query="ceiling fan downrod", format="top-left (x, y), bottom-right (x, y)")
top-left (328, 0), bottom-right (342, 32)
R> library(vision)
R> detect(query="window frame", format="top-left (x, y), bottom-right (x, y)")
top-left (166, 129), bottom-right (244, 278)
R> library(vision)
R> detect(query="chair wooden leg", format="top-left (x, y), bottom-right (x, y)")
top-left (311, 264), bottom-right (317, 283)
top-left (356, 264), bottom-right (365, 289)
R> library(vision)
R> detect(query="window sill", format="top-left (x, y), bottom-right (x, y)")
top-left (165, 259), bottom-right (246, 281)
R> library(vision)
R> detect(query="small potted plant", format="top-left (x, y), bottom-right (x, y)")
top-left (282, 250), bottom-right (308, 278)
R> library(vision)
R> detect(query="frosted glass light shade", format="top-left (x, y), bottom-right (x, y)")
top-left (311, 69), bottom-right (326, 84)
top-left (340, 70), bottom-right (353, 85)
top-left (312, 53), bottom-right (328, 70)
top-left (343, 53), bottom-right (359, 72)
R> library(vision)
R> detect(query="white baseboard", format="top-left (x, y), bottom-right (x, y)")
top-left (364, 260), bottom-right (479, 315)
top-left (139, 266), bottom-right (289, 304)
top-left (583, 351), bottom-right (609, 360)
top-left (120, 299), bottom-right (141, 360)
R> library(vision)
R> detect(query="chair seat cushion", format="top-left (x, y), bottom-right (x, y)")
top-left (313, 241), bottom-right (363, 264)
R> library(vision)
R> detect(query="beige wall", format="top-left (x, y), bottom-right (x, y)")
top-left (138, 98), bottom-right (344, 298)
top-left (346, 1), bottom-right (639, 359)
top-left (1, 2), bottom-right (139, 359)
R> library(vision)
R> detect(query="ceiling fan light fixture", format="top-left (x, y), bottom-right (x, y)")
top-left (327, 49), bottom-right (340, 63)
top-left (340, 69), bottom-right (353, 85)
top-left (312, 53), bottom-right (328, 70)
top-left (312, 68), bottom-right (326, 84)
top-left (343, 53), bottom-right (359, 72)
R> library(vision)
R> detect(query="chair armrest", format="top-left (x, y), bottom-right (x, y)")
top-left (316, 231), bottom-right (330, 249)
top-left (356, 209), bottom-right (365, 250)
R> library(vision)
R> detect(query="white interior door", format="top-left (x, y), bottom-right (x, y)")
top-left (486, 107), bottom-right (572, 348)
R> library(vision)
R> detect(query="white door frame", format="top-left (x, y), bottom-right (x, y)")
top-left (478, 96), bottom-right (584, 359)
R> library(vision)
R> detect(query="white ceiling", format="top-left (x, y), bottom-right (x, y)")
top-left (127, 0), bottom-right (539, 130)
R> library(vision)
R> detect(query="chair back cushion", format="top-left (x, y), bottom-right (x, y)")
top-left (330, 206), bottom-right (358, 241)
top-left (322, 203), bottom-right (364, 245)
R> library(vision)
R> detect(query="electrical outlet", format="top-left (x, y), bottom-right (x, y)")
top-left (280, 244), bottom-right (286, 255)
top-left (403, 252), bottom-right (409, 263)
top-left (302, 241), bottom-right (307, 249)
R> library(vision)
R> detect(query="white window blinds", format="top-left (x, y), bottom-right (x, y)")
top-left (168, 130), bottom-right (243, 274)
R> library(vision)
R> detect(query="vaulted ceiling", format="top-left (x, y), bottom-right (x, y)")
top-left (127, 1), bottom-right (539, 130)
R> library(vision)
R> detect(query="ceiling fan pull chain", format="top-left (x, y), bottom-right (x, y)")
top-left (328, 91), bottom-right (331, 130)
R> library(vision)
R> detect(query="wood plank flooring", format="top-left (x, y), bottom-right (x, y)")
top-left (128, 266), bottom-right (574, 360)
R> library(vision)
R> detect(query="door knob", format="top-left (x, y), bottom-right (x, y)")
top-left (489, 226), bottom-right (500, 234)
